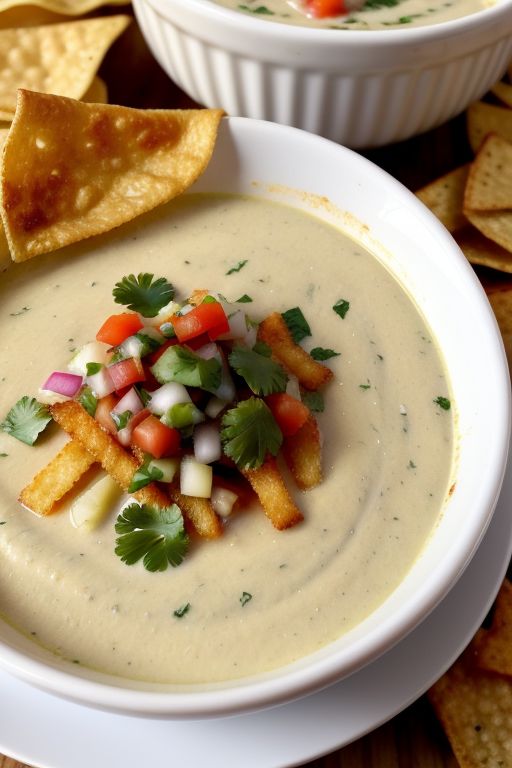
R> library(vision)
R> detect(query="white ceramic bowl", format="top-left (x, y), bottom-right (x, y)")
top-left (0, 117), bottom-right (509, 718)
top-left (132, 0), bottom-right (512, 148)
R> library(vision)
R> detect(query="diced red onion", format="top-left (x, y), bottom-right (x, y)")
top-left (86, 367), bottom-right (116, 398)
top-left (193, 422), bottom-right (221, 464)
top-left (148, 382), bottom-right (191, 415)
top-left (42, 371), bottom-right (83, 398)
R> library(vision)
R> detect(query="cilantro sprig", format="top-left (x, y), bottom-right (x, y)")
top-left (229, 345), bottom-right (288, 396)
top-left (115, 503), bottom-right (189, 572)
top-left (221, 397), bottom-right (282, 469)
top-left (281, 307), bottom-right (311, 343)
top-left (1, 396), bottom-right (52, 446)
top-left (113, 273), bottom-right (174, 318)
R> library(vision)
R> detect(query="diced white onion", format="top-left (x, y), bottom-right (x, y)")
top-left (37, 388), bottom-right (70, 405)
top-left (193, 422), bottom-right (221, 464)
top-left (178, 303), bottom-right (194, 316)
top-left (243, 324), bottom-right (258, 348)
top-left (141, 300), bottom-right (181, 328)
top-left (148, 382), bottom-right (191, 415)
top-left (180, 456), bottom-right (213, 498)
top-left (148, 458), bottom-right (179, 483)
top-left (119, 335), bottom-right (144, 359)
top-left (286, 374), bottom-right (301, 401)
top-left (194, 342), bottom-right (218, 360)
top-left (205, 396), bottom-right (227, 419)
top-left (112, 387), bottom-right (144, 416)
top-left (86, 367), bottom-right (116, 398)
top-left (216, 310), bottom-right (247, 341)
top-left (67, 341), bottom-right (111, 376)
top-left (70, 474), bottom-right (121, 531)
top-left (211, 487), bottom-right (238, 518)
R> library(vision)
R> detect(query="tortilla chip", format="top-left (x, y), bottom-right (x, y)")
top-left (0, 126), bottom-right (10, 271)
top-left (0, 0), bottom-right (129, 14)
top-left (415, 164), bottom-right (469, 233)
top-left (0, 91), bottom-right (224, 261)
top-left (0, 17), bottom-right (130, 121)
top-left (82, 76), bottom-right (108, 106)
top-left (456, 227), bottom-right (512, 273)
top-left (467, 101), bottom-right (512, 153)
top-left (463, 208), bottom-right (512, 254)
top-left (428, 633), bottom-right (512, 767)
top-left (464, 134), bottom-right (512, 211)
top-left (491, 81), bottom-right (512, 109)
top-left (476, 580), bottom-right (512, 676)
top-left (242, 457), bottom-right (303, 530)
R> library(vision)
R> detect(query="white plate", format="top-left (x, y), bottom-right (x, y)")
top-left (1, 439), bottom-right (511, 768)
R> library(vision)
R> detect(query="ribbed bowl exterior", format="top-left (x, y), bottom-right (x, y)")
top-left (133, 0), bottom-right (512, 147)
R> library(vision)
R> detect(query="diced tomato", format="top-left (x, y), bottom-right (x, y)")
top-left (306, 0), bottom-right (346, 16)
top-left (265, 393), bottom-right (310, 437)
top-left (131, 415), bottom-right (181, 459)
top-left (147, 338), bottom-right (178, 365)
top-left (95, 394), bottom-right (119, 435)
top-left (142, 364), bottom-right (160, 392)
top-left (185, 332), bottom-right (210, 351)
top-left (108, 358), bottom-right (145, 390)
top-left (171, 302), bottom-right (229, 343)
top-left (96, 313), bottom-right (143, 346)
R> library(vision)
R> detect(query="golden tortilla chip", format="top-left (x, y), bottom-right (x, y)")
top-left (491, 81), bottom-right (512, 109)
top-left (415, 164), bottom-right (469, 233)
top-left (0, 16), bottom-right (130, 121)
top-left (464, 134), bottom-right (512, 211)
top-left (0, 91), bottom-right (224, 261)
top-left (456, 227), bottom-right (512, 273)
top-left (82, 76), bottom-right (108, 106)
top-left (463, 208), bottom-right (512, 254)
top-left (428, 633), bottom-right (512, 768)
top-left (467, 101), bottom-right (512, 153)
top-left (0, 0), bottom-right (129, 14)
top-left (476, 580), bottom-right (512, 676)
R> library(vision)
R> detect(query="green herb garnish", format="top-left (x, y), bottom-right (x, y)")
top-left (229, 345), bottom-right (288, 396)
top-left (281, 307), bottom-right (311, 343)
top-left (240, 592), bottom-right (253, 606)
top-left (9, 306), bottom-right (30, 317)
top-left (112, 410), bottom-right (133, 432)
top-left (128, 457), bottom-right (164, 493)
top-left (226, 259), bottom-right (248, 275)
top-left (301, 391), bottom-right (325, 413)
top-left (160, 322), bottom-right (177, 339)
top-left (309, 347), bottom-right (340, 361)
top-left (78, 386), bottom-right (98, 417)
top-left (134, 332), bottom-right (163, 357)
top-left (161, 402), bottom-right (204, 430)
top-left (1, 396), bottom-right (52, 446)
top-left (238, 3), bottom-right (274, 12)
top-left (221, 397), bottom-right (282, 470)
top-left (236, 294), bottom-right (253, 303)
top-left (359, 382), bottom-right (371, 390)
top-left (333, 299), bottom-right (350, 319)
top-left (86, 362), bottom-right (103, 376)
top-left (151, 345), bottom-right (222, 393)
top-left (115, 502), bottom-right (188, 572)
top-left (113, 273), bottom-right (174, 318)
top-left (174, 603), bottom-right (191, 618)
top-left (434, 396), bottom-right (451, 411)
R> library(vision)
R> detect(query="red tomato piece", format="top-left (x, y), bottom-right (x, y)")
top-left (185, 332), bottom-right (211, 351)
top-left (306, 0), bottom-right (346, 16)
top-left (96, 313), bottom-right (143, 346)
top-left (131, 415), bottom-right (181, 459)
top-left (265, 393), bottom-right (310, 437)
top-left (171, 303), bottom-right (229, 343)
top-left (108, 358), bottom-right (145, 391)
top-left (95, 394), bottom-right (119, 435)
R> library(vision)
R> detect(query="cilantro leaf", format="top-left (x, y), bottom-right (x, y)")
top-left (333, 299), bottom-right (350, 319)
top-left (240, 592), bottom-right (252, 606)
top-left (228, 345), bottom-right (288, 396)
top-left (226, 260), bottom-right (248, 275)
top-left (128, 457), bottom-right (164, 493)
top-left (78, 386), bottom-right (98, 417)
top-left (434, 396), bottom-right (451, 411)
top-left (281, 307), bottom-right (311, 343)
top-left (310, 347), bottom-right (340, 361)
top-left (115, 503), bottom-right (188, 572)
top-left (235, 294), bottom-right (253, 303)
top-left (86, 362), bottom-right (103, 376)
top-left (1, 396), bottom-right (52, 446)
top-left (113, 273), bottom-right (174, 318)
top-left (174, 603), bottom-right (191, 618)
top-left (221, 397), bottom-right (282, 469)
top-left (151, 345), bottom-right (221, 393)
top-left (301, 391), bottom-right (324, 413)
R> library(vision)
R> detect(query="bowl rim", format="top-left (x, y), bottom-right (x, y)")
top-left (0, 115), bottom-right (510, 718)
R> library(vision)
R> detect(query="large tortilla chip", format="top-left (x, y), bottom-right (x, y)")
top-left (486, 285), bottom-right (512, 368)
top-left (0, 16), bottom-right (130, 121)
top-left (0, 90), bottom-right (224, 261)
top-left (464, 133), bottom-right (512, 211)
top-left (415, 164), bottom-right (469, 233)
top-left (491, 81), bottom-right (512, 109)
top-left (467, 101), bottom-right (512, 153)
top-left (463, 208), bottom-right (512, 254)
top-left (82, 76), bottom-right (108, 106)
top-left (0, 0), bottom-right (129, 13)
top-left (456, 226), bottom-right (512, 273)
top-left (0, 125), bottom-right (10, 271)
top-left (476, 580), bottom-right (512, 676)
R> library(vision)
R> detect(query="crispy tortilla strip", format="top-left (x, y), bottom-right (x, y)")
top-left (242, 457), bottom-right (303, 530)
top-left (1, 91), bottom-right (224, 261)
top-left (0, 17), bottom-right (130, 121)
top-left (464, 134), bottom-right (512, 211)
top-left (428, 633), bottom-right (512, 767)
top-left (467, 101), bottom-right (512, 153)
top-left (19, 439), bottom-right (95, 516)
top-left (491, 81), bottom-right (512, 109)
top-left (258, 312), bottom-right (333, 391)
top-left (476, 579), bottom-right (512, 676)
top-left (50, 401), bottom-right (221, 538)
top-left (455, 226), bottom-right (512, 273)
top-left (282, 415), bottom-right (322, 490)
top-left (415, 164), bottom-right (469, 233)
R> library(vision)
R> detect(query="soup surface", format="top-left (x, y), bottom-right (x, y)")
top-left (217, 0), bottom-right (494, 29)
top-left (0, 194), bottom-right (453, 683)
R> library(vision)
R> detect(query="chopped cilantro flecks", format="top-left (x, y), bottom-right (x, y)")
top-left (114, 503), bottom-right (188, 572)
top-left (151, 345), bottom-right (222, 393)
top-left (281, 307), bottom-right (311, 343)
top-left (238, 4), bottom-right (274, 12)
top-left (78, 386), bottom-right (98, 417)
top-left (9, 306), bottom-right (30, 317)
top-left (221, 397), bottom-right (282, 470)
top-left (333, 299), bottom-right (350, 319)
top-left (302, 391), bottom-right (325, 413)
top-left (112, 410), bottom-right (133, 432)
top-left (226, 259), bottom-right (248, 275)
top-left (160, 322), bottom-right (177, 339)
top-left (240, 592), bottom-right (253, 606)
top-left (434, 396), bottom-right (451, 411)
top-left (0, 453), bottom-right (7, 458)
top-left (174, 603), bottom-right (191, 618)
top-left (113, 273), bottom-right (174, 317)
top-left (229, 345), bottom-right (288, 396)
top-left (235, 294), bottom-right (253, 303)
top-left (310, 347), bottom-right (340, 361)
top-left (1, 397), bottom-right (52, 446)
top-left (86, 362), bottom-right (103, 376)
top-left (359, 382), bottom-right (371, 390)
top-left (128, 457), bottom-right (164, 493)
top-left (0, 521), bottom-right (6, 525)
top-left (408, 460), bottom-right (417, 469)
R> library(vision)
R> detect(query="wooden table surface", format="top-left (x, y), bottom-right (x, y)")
top-left (0, 12), bottom-right (507, 768)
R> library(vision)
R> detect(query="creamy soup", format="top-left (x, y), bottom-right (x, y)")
top-left (0, 194), bottom-right (453, 684)
top-left (221, 0), bottom-right (494, 28)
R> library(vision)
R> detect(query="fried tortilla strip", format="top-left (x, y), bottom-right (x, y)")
top-left (282, 415), bottom-right (322, 490)
top-left (51, 401), bottom-right (221, 538)
top-left (428, 633), bottom-right (512, 767)
top-left (476, 579), bottom-right (512, 676)
top-left (19, 439), bottom-right (95, 516)
top-left (242, 457), bottom-right (303, 530)
top-left (258, 312), bottom-right (333, 391)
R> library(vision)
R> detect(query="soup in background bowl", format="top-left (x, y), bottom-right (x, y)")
top-left (0, 117), bottom-right (509, 718)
